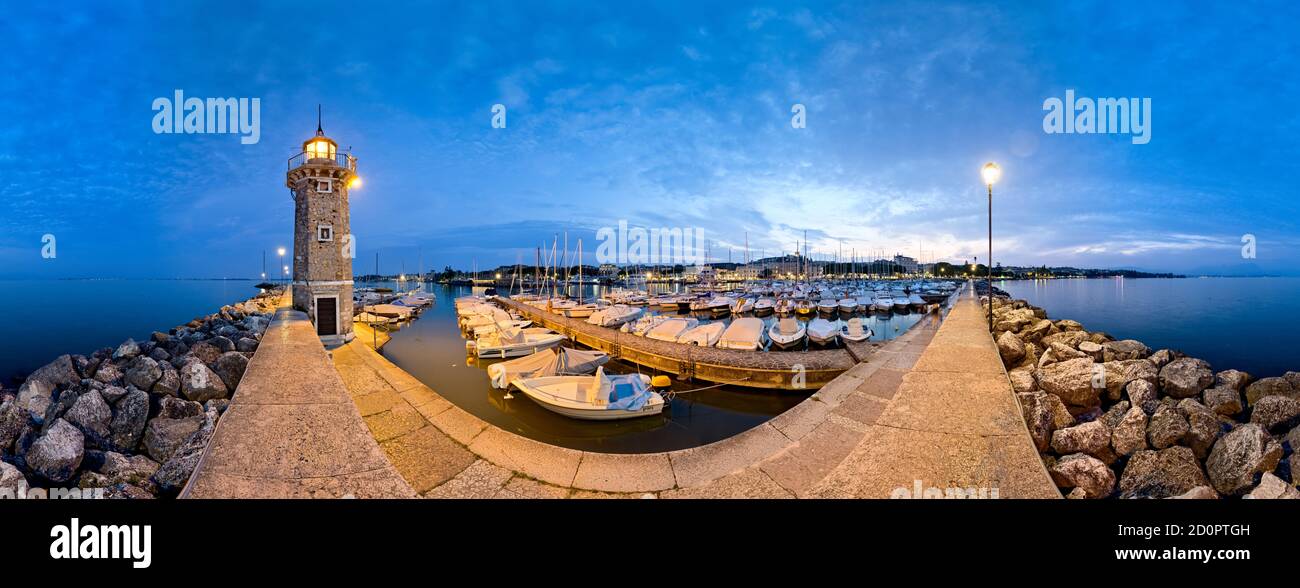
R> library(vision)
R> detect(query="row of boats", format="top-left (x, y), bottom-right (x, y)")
top-left (456, 296), bottom-right (665, 421)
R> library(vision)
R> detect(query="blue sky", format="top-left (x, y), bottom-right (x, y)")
top-left (1, 1), bottom-right (1297, 278)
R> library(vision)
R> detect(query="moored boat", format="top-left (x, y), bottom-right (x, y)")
top-left (511, 367), bottom-right (665, 420)
top-left (807, 318), bottom-right (839, 346)
top-left (717, 317), bottom-right (765, 351)
top-left (768, 317), bottom-right (807, 350)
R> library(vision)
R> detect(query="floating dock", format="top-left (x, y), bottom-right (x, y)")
top-left (496, 298), bottom-right (882, 390)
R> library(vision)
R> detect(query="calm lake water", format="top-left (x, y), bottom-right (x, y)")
top-left (378, 283), bottom-right (937, 454)
top-left (0, 279), bottom-right (262, 385)
top-left (996, 277), bottom-right (1299, 378)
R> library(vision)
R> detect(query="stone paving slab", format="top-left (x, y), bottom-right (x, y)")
top-left (183, 308), bottom-right (414, 498)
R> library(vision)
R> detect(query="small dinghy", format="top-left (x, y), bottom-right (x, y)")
top-left (753, 298), bottom-right (776, 316)
top-left (365, 304), bottom-right (416, 319)
top-left (512, 367), bottom-right (665, 420)
top-left (840, 317), bottom-right (874, 342)
top-left (807, 318), bottom-right (840, 346)
top-left (353, 311), bottom-right (398, 325)
top-left (460, 305), bottom-right (513, 329)
top-left (837, 298), bottom-right (858, 314)
top-left (817, 299), bottom-right (838, 314)
top-left (677, 321), bottom-right (726, 346)
top-left (794, 299), bottom-right (814, 316)
top-left (872, 296), bottom-right (894, 313)
top-left (646, 317), bottom-right (699, 342)
top-left (469, 324), bottom-right (566, 359)
top-left (768, 317), bottom-right (807, 350)
top-left (717, 317), bottom-right (765, 351)
top-left (487, 347), bottom-right (610, 389)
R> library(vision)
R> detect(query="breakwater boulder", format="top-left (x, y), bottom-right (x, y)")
top-left (989, 297), bottom-right (1300, 500)
top-left (0, 288), bottom-right (280, 498)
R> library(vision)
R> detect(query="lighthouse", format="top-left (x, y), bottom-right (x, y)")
top-left (286, 108), bottom-right (358, 344)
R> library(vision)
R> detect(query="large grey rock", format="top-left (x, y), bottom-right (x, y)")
top-left (1111, 407), bottom-right (1148, 456)
top-left (1036, 357), bottom-right (1099, 407)
top-left (124, 356), bottom-right (163, 391)
top-left (1018, 391), bottom-right (1058, 451)
top-left (96, 451), bottom-right (160, 488)
top-left (0, 460), bottom-right (28, 496)
top-left (996, 331), bottom-right (1025, 364)
top-left (187, 342), bottom-right (223, 365)
top-left (40, 388), bottom-right (80, 433)
top-left (112, 338), bottom-right (141, 361)
top-left (1170, 486), bottom-right (1218, 499)
top-left (151, 365), bottom-right (180, 396)
top-left (1177, 399), bottom-right (1225, 459)
top-left (142, 416), bottom-right (203, 462)
top-left (26, 418), bottom-right (85, 482)
top-left (1147, 404), bottom-right (1189, 450)
top-left (235, 337), bottom-right (259, 353)
top-left (1049, 453), bottom-right (1115, 499)
top-left (108, 389), bottom-right (149, 452)
top-left (1119, 446), bottom-right (1209, 499)
top-left (1126, 379), bottom-right (1159, 415)
top-left (152, 407), bottom-right (219, 494)
top-left (1203, 387), bottom-right (1243, 416)
top-left (1215, 369), bottom-right (1252, 392)
top-left (179, 361), bottom-right (229, 403)
top-left (16, 355), bottom-right (80, 422)
top-left (0, 399), bottom-right (29, 452)
top-left (208, 336), bottom-right (235, 353)
top-left (1205, 424), bottom-right (1283, 496)
top-left (1245, 377), bottom-right (1296, 405)
top-left (1159, 357), bottom-right (1214, 399)
top-left (1148, 349), bottom-right (1182, 369)
top-left (1103, 339), bottom-right (1149, 362)
top-left (1051, 420), bottom-right (1111, 457)
top-left (1243, 473), bottom-right (1300, 499)
top-left (1249, 395), bottom-right (1300, 433)
top-left (212, 352), bottom-right (250, 391)
top-left (64, 390), bottom-right (111, 441)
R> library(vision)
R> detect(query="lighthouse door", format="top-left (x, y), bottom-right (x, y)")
top-left (316, 296), bottom-right (338, 336)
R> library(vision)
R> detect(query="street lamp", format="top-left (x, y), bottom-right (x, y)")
top-left (277, 247), bottom-right (286, 285)
top-left (981, 162), bottom-right (1001, 332)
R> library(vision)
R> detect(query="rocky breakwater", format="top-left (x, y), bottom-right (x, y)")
top-left (988, 297), bottom-right (1300, 500)
top-left (0, 290), bottom-right (281, 499)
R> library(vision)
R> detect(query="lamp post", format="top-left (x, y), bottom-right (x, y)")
top-left (980, 162), bottom-right (1001, 332)
top-left (277, 247), bottom-right (286, 286)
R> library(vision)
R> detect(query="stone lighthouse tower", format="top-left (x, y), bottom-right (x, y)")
top-left (286, 108), bottom-right (357, 344)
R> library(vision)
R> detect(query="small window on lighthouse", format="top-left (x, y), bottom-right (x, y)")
top-left (317, 224), bottom-right (334, 242)
top-left (316, 179), bottom-right (333, 193)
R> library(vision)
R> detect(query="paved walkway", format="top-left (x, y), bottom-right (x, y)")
top-left (329, 291), bottom-right (1054, 498)
top-left (182, 308), bottom-right (415, 498)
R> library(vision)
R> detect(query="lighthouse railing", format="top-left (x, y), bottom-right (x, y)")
top-left (287, 151), bottom-right (357, 172)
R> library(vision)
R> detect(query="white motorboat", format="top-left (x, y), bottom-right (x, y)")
top-left (817, 299), bottom-right (838, 314)
top-left (547, 299), bottom-right (578, 315)
top-left (841, 317), bottom-right (873, 343)
top-left (794, 299), bottom-right (815, 316)
top-left (690, 296), bottom-right (734, 316)
top-left (717, 317), bottom-right (765, 351)
top-left (649, 295), bottom-right (680, 310)
top-left (460, 305), bottom-right (513, 329)
top-left (511, 367), bottom-right (665, 420)
top-left (837, 298), bottom-right (858, 314)
top-left (768, 318), bottom-right (807, 350)
top-left (472, 319), bottom-right (533, 338)
top-left (621, 314), bottom-right (670, 335)
top-left (364, 304), bottom-right (416, 320)
top-left (645, 317), bottom-right (699, 342)
top-left (587, 304), bottom-right (643, 328)
top-left (677, 321), bottom-right (726, 347)
top-left (487, 347), bottom-right (609, 389)
top-left (907, 293), bottom-right (927, 310)
top-left (753, 298), bottom-right (776, 316)
top-left (353, 312), bottom-right (398, 325)
top-left (561, 300), bottom-right (607, 318)
top-left (807, 318), bottom-right (839, 346)
top-left (891, 292), bottom-right (910, 312)
top-left (732, 298), bottom-right (754, 314)
top-left (872, 296), bottom-right (894, 313)
top-left (469, 325), bottom-right (566, 359)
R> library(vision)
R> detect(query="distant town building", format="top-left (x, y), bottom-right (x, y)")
top-left (893, 254), bottom-right (919, 274)
top-left (599, 263), bottom-right (618, 277)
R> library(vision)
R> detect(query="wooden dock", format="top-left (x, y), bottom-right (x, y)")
top-left (496, 298), bottom-right (882, 390)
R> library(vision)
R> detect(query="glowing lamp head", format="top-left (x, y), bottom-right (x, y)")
top-left (277, 247), bottom-right (286, 257)
top-left (348, 175), bottom-right (362, 189)
top-left (981, 162), bottom-right (1001, 186)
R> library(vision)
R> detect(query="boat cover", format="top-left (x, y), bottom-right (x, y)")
top-left (487, 347), bottom-right (610, 389)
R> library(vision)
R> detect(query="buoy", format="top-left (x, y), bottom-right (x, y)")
top-left (651, 375), bottom-right (672, 389)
